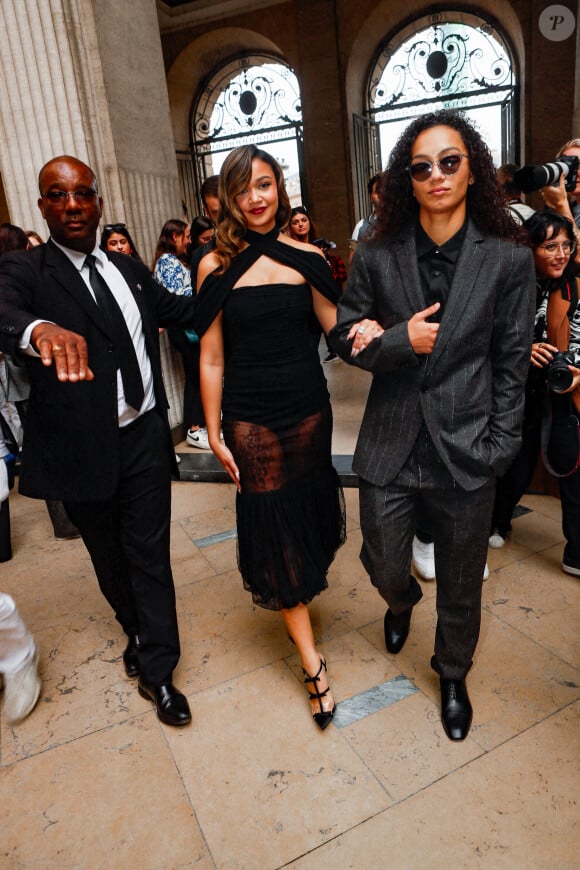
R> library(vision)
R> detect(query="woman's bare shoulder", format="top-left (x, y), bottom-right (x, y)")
top-left (278, 234), bottom-right (325, 259)
top-left (197, 250), bottom-right (221, 286)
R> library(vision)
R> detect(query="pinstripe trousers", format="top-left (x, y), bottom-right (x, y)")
top-left (359, 427), bottom-right (495, 680)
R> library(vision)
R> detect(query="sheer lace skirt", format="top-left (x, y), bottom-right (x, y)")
top-left (223, 405), bottom-right (346, 611)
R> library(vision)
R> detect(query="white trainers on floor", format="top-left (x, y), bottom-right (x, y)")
top-left (489, 530), bottom-right (506, 549)
top-left (413, 536), bottom-right (490, 582)
top-left (186, 427), bottom-right (211, 450)
top-left (412, 536), bottom-right (436, 580)
top-left (3, 648), bottom-right (41, 724)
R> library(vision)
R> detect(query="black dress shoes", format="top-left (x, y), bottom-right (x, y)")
top-left (138, 680), bottom-right (191, 727)
top-left (122, 635), bottom-right (140, 678)
top-left (440, 678), bottom-right (473, 741)
top-left (384, 607), bottom-right (412, 654)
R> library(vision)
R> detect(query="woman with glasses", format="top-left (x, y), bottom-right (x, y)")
top-left (100, 223), bottom-right (143, 263)
top-left (330, 110), bottom-right (536, 741)
top-left (490, 210), bottom-right (580, 573)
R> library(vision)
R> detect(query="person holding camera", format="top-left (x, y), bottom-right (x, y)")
top-left (489, 210), bottom-right (580, 574)
top-left (539, 139), bottom-right (580, 270)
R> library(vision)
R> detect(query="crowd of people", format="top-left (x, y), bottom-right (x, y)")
top-left (0, 116), bottom-right (578, 742)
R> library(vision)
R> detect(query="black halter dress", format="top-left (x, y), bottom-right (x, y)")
top-left (196, 229), bottom-right (346, 611)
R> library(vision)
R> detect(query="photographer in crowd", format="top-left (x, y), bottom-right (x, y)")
top-left (489, 210), bottom-right (580, 577)
top-left (538, 140), bottom-right (580, 271)
top-left (497, 164), bottom-right (535, 224)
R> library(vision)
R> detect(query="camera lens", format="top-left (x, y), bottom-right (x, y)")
top-left (547, 362), bottom-right (573, 392)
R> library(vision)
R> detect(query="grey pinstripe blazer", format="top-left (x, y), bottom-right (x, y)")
top-left (329, 220), bottom-right (536, 492)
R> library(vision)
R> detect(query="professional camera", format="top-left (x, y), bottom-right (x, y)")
top-left (514, 155), bottom-right (579, 194)
top-left (546, 350), bottom-right (576, 393)
top-left (312, 238), bottom-right (336, 251)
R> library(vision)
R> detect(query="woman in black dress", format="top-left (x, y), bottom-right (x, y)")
top-left (196, 146), bottom-right (346, 729)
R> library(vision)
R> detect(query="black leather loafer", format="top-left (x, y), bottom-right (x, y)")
top-left (138, 680), bottom-right (191, 727)
top-left (384, 607), bottom-right (413, 654)
top-left (440, 678), bottom-right (473, 741)
top-left (122, 635), bottom-right (140, 678)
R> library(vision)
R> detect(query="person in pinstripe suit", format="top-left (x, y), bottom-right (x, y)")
top-left (330, 111), bottom-right (535, 740)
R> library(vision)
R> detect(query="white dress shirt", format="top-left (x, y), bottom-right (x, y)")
top-left (20, 241), bottom-right (156, 426)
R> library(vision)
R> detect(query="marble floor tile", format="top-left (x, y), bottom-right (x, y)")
top-left (287, 701), bottom-right (580, 870)
top-left (1, 716), bottom-right (212, 868)
top-left (358, 598), bottom-right (580, 753)
top-left (175, 569), bottom-right (295, 694)
top-left (165, 661), bottom-right (390, 869)
top-left (2, 432), bottom-right (578, 869)
top-left (172, 479), bottom-right (235, 519)
top-left (520, 492), bottom-right (563, 522)
top-left (180, 505), bottom-right (238, 542)
top-left (1, 616), bottom-right (148, 763)
top-left (485, 547), bottom-right (580, 668)
top-left (451, 614), bottom-right (578, 751)
top-left (332, 675), bottom-right (419, 727)
top-left (341, 690), bottom-right (484, 801)
top-left (508, 506), bottom-right (564, 553)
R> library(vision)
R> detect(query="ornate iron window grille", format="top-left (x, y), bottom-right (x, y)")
top-left (193, 56), bottom-right (303, 157)
top-left (368, 18), bottom-right (515, 121)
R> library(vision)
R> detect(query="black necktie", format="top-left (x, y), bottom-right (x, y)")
top-left (84, 255), bottom-right (145, 410)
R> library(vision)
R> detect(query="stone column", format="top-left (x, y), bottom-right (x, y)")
top-left (0, 0), bottom-right (185, 429)
top-left (294, 0), bottom-right (351, 262)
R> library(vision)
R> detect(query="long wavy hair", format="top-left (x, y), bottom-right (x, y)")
top-left (190, 215), bottom-right (215, 247)
top-left (374, 110), bottom-right (526, 243)
top-left (215, 145), bottom-right (291, 272)
top-left (288, 206), bottom-right (318, 243)
top-left (152, 218), bottom-right (188, 270)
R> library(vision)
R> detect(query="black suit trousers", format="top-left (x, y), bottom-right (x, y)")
top-left (359, 428), bottom-right (495, 680)
top-left (64, 410), bottom-right (179, 684)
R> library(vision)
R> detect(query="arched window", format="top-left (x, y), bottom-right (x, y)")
top-left (181, 53), bottom-right (306, 215)
top-left (354, 12), bottom-right (517, 217)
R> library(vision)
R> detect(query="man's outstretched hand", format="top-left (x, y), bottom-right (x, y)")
top-left (30, 322), bottom-right (94, 383)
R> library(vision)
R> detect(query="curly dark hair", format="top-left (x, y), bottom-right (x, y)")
top-left (374, 110), bottom-right (526, 243)
top-left (524, 209), bottom-right (576, 247)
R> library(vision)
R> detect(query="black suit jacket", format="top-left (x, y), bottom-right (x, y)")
top-left (330, 221), bottom-right (536, 491)
top-left (0, 242), bottom-right (197, 501)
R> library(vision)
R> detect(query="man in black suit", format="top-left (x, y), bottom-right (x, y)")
top-left (0, 156), bottom-right (197, 726)
top-left (331, 112), bottom-right (536, 740)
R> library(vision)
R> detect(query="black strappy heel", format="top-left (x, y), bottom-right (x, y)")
top-left (302, 658), bottom-right (335, 730)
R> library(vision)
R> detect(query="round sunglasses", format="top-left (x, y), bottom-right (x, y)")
top-left (408, 153), bottom-right (469, 182)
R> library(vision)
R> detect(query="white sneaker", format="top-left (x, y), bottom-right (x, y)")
top-left (412, 537), bottom-right (490, 582)
top-left (186, 427), bottom-right (211, 450)
top-left (3, 648), bottom-right (41, 724)
top-left (175, 453), bottom-right (181, 464)
top-left (489, 530), bottom-right (506, 549)
top-left (412, 536), bottom-right (436, 580)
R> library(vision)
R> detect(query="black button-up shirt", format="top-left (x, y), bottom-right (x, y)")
top-left (416, 219), bottom-right (468, 322)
